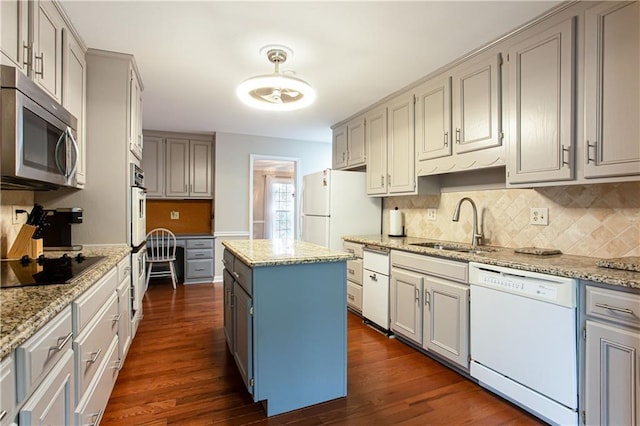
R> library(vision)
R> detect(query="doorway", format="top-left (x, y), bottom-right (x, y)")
top-left (249, 155), bottom-right (300, 241)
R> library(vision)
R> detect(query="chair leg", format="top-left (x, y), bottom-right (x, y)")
top-left (145, 262), bottom-right (152, 288)
top-left (169, 261), bottom-right (177, 289)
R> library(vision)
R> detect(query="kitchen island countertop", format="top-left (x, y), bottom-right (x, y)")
top-left (0, 245), bottom-right (130, 359)
top-left (222, 239), bottom-right (354, 268)
top-left (343, 235), bottom-right (639, 290)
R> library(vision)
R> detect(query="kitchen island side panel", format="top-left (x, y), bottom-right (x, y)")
top-left (252, 261), bottom-right (347, 416)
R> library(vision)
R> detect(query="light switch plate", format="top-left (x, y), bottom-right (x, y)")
top-left (426, 208), bottom-right (437, 221)
top-left (530, 208), bottom-right (548, 226)
top-left (170, 211), bottom-right (179, 220)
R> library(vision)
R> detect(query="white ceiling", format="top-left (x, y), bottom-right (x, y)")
top-left (60, 1), bottom-right (561, 144)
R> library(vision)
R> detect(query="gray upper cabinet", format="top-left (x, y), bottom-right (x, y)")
top-left (1, 0), bottom-right (29, 73)
top-left (332, 125), bottom-right (348, 169)
top-left (584, 1), bottom-right (640, 179)
top-left (141, 135), bottom-right (164, 198)
top-left (129, 69), bottom-right (143, 161)
top-left (33, 1), bottom-right (64, 102)
top-left (507, 17), bottom-right (576, 184)
top-left (452, 53), bottom-right (502, 155)
top-left (332, 117), bottom-right (366, 170)
top-left (144, 132), bottom-right (214, 199)
top-left (387, 92), bottom-right (416, 194)
top-left (365, 106), bottom-right (388, 195)
top-left (415, 75), bottom-right (452, 162)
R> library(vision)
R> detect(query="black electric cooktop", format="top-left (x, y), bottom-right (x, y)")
top-left (0, 254), bottom-right (105, 289)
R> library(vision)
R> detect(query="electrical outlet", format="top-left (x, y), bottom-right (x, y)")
top-left (170, 211), bottom-right (179, 220)
top-left (530, 207), bottom-right (549, 226)
top-left (426, 208), bottom-right (437, 221)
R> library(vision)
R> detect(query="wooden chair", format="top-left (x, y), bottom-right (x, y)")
top-left (145, 228), bottom-right (177, 289)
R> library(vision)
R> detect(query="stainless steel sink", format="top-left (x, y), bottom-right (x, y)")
top-left (409, 242), bottom-right (496, 254)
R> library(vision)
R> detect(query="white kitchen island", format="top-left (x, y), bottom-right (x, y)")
top-left (221, 239), bottom-right (353, 416)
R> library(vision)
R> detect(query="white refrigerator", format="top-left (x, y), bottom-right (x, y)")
top-left (302, 169), bottom-right (381, 251)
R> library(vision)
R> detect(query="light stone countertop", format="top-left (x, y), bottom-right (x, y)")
top-left (222, 239), bottom-right (354, 268)
top-left (0, 245), bottom-right (130, 359)
top-left (343, 235), bottom-right (639, 290)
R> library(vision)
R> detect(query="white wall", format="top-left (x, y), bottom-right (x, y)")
top-left (213, 132), bottom-right (331, 281)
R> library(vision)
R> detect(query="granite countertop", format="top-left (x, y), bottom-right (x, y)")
top-left (0, 245), bottom-right (131, 359)
top-left (343, 235), bottom-right (639, 290)
top-left (222, 239), bottom-right (354, 268)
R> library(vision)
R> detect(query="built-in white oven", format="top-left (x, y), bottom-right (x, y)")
top-left (130, 247), bottom-right (146, 337)
top-left (130, 164), bottom-right (146, 248)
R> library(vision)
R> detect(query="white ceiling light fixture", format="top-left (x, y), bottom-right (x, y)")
top-left (237, 45), bottom-right (316, 111)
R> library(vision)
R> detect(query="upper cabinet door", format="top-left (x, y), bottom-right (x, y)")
top-left (0, 0), bottom-right (29, 73)
top-left (63, 31), bottom-right (87, 187)
top-left (387, 93), bottom-right (415, 194)
top-left (190, 140), bottom-right (213, 197)
top-left (141, 136), bottom-right (164, 198)
top-left (33, 1), bottom-right (64, 102)
top-left (507, 17), bottom-right (575, 184)
top-left (347, 117), bottom-right (366, 167)
top-left (165, 138), bottom-right (190, 197)
top-left (452, 53), bottom-right (502, 154)
top-left (365, 107), bottom-right (388, 195)
top-left (129, 69), bottom-right (143, 160)
top-left (415, 75), bottom-right (452, 161)
top-left (584, 1), bottom-right (640, 178)
top-left (332, 125), bottom-right (348, 169)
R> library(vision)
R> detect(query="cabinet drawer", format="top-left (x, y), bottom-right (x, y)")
top-left (343, 241), bottom-right (363, 258)
top-left (187, 248), bottom-right (213, 260)
top-left (74, 293), bottom-right (118, 401)
top-left (186, 259), bottom-right (214, 279)
top-left (223, 249), bottom-right (234, 271)
top-left (186, 238), bottom-right (213, 249)
top-left (16, 306), bottom-right (72, 403)
top-left (234, 259), bottom-right (253, 295)
top-left (363, 248), bottom-right (389, 275)
top-left (117, 256), bottom-right (131, 283)
top-left (0, 355), bottom-right (16, 426)
top-left (391, 250), bottom-right (468, 283)
top-left (74, 337), bottom-right (119, 426)
top-left (73, 268), bottom-right (118, 335)
top-left (586, 285), bottom-right (640, 328)
top-left (347, 281), bottom-right (363, 312)
top-left (347, 259), bottom-right (363, 285)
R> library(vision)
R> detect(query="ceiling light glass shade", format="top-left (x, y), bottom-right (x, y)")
top-left (236, 73), bottom-right (316, 111)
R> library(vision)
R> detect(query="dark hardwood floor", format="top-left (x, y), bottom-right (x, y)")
top-left (102, 280), bottom-right (544, 425)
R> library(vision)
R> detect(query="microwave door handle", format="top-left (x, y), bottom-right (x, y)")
top-left (65, 127), bottom-right (79, 179)
top-left (54, 130), bottom-right (67, 176)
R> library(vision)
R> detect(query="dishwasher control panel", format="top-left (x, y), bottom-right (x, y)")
top-left (469, 262), bottom-right (576, 307)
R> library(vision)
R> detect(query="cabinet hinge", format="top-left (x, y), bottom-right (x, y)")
top-left (468, 354), bottom-right (472, 363)
top-left (583, 327), bottom-right (587, 341)
top-left (250, 378), bottom-right (255, 387)
top-left (250, 305), bottom-right (254, 316)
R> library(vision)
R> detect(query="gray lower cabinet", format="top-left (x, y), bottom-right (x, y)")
top-left (390, 250), bottom-right (469, 369)
top-left (584, 284), bottom-right (640, 425)
top-left (232, 281), bottom-right (253, 394)
top-left (222, 269), bottom-right (234, 352)
top-left (184, 237), bottom-right (215, 284)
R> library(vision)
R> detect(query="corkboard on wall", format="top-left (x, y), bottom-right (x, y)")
top-left (146, 200), bottom-right (212, 234)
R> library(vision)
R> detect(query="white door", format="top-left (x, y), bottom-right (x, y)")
top-left (302, 215), bottom-right (330, 247)
top-left (302, 171), bottom-right (330, 216)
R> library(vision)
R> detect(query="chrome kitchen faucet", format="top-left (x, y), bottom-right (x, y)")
top-left (452, 197), bottom-right (483, 249)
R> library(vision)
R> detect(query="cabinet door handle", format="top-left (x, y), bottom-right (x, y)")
top-left (388, 174), bottom-right (391, 186)
top-left (112, 313), bottom-right (121, 324)
top-left (112, 360), bottom-right (122, 371)
top-left (444, 131), bottom-right (449, 147)
top-left (89, 409), bottom-right (104, 426)
top-left (415, 288), bottom-right (420, 302)
top-left (455, 128), bottom-right (461, 144)
top-left (22, 43), bottom-right (32, 70)
top-left (232, 271), bottom-right (240, 279)
top-left (34, 52), bottom-right (44, 78)
top-left (424, 289), bottom-right (430, 308)
top-left (595, 303), bottom-right (634, 315)
top-left (561, 144), bottom-right (571, 167)
top-left (0, 409), bottom-right (7, 421)
top-left (380, 174), bottom-right (384, 186)
top-left (49, 332), bottom-right (73, 353)
top-left (85, 349), bottom-right (102, 365)
top-left (586, 140), bottom-right (597, 164)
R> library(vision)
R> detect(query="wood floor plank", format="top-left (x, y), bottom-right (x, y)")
top-left (102, 280), bottom-right (544, 425)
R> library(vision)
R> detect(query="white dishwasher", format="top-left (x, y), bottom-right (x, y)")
top-left (469, 262), bottom-right (578, 426)
top-left (362, 245), bottom-right (390, 332)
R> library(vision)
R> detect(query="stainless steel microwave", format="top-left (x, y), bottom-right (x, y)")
top-left (1, 65), bottom-right (80, 190)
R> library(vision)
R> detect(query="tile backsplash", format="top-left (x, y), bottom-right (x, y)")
top-left (383, 182), bottom-right (640, 258)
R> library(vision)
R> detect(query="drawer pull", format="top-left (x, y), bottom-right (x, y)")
top-left (49, 332), bottom-right (73, 353)
top-left (348, 294), bottom-right (355, 301)
top-left (595, 303), bottom-right (634, 315)
top-left (369, 273), bottom-right (377, 281)
top-left (89, 409), bottom-right (104, 426)
top-left (348, 268), bottom-right (355, 275)
top-left (346, 248), bottom-right (355, 254)
top-left (195, 268), bottom-right (205, 272)
top-left (85, 349), bottom-right (102, 365)
top-left (195, 253), bottom-right (205, 257)
top-left (222, 259), bottom-right (227, 265)
top-left (0, 410), bottom-right (7, 421)
top-left (232, 272), bottom-right (240, 279)
top-left (112, 313), bottom-right (122, 323)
